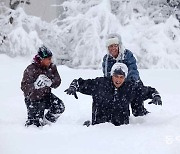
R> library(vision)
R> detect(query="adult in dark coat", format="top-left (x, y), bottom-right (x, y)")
top-left (21, 45), bottom-right (65, 127)
top-left (65, 63), bottom-right (162, 126)
top-left (102, 33), bottom-right (148, 116)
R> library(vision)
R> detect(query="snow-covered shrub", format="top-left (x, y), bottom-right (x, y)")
top-left (0, 5), bottom-right (43, 56)
top-left (0, 4), bottom-right (65, 64)
top-left (124, 15), bottom-right (180, 69)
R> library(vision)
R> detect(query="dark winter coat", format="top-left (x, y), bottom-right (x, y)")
top-left (21, 58), bottom-right (61, 101)
top-left (102, 49), bottom-right (140, 81)
top-left (77, 77), bottom-right (157, 126)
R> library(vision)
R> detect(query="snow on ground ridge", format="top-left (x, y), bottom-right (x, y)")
top-left (0, 55), bottom-right (180, 154)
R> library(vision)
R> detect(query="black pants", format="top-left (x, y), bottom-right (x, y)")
top-left (25, 93), bottom-right (65, 126)
top-left (92, 104), bottom-right (129, 126)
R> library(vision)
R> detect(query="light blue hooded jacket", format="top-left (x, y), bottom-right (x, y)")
top-left (102, 33), bottom-right (140, 81)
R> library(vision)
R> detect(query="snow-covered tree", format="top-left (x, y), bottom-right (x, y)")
top-left (57, 0), bottom-right (180, 68)
top-left (56, 0), bottom-right (120, 68)
top-left (1, 0), bottom-right (180, 68)
top-left (0, 4), bottom-right (42, 56)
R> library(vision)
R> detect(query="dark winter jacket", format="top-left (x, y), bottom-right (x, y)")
top-left (21, 57), bottom-right (61, 101)
top-left (76, 77), bottom-right (157, 125)
top-left (102, 49), bottom-right (140, 81)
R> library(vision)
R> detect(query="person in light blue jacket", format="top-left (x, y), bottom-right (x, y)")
top-left (102, 33), bottom-right (139, 81)
top-left (102, 33), bottom-right (148, 116)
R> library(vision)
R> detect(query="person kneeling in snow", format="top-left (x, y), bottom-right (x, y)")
top-left (21, 45), bottom-right (65, 127)
top-left (65, 63), bottom-right (162, 126)
top-left (102, 33), bottom-right (149, 117)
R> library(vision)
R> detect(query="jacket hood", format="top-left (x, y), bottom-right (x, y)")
top-left (32, 54), bottom-right (41, 65)
top-left (32, 55), bottom-right (50, 69)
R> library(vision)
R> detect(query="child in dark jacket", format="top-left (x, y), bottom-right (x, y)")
top-left (21, 45), bottom-right (65, 127)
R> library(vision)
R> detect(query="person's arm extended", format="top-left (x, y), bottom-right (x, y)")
top-left (64, 77), bottom-right (102, 98)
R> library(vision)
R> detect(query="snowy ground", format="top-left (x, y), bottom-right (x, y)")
top-left (0, 54), bottom-right (180, 154)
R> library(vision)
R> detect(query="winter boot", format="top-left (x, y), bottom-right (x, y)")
top-left (43, 116), bottom-right (52, 126)
top-left (44, 112), bottom-right (60, 123)
top-left (25, 119), bottom-right (34, 127)
top-left (25, 119), bottom-right (44, 127)
top-left (83, 120), bottom-right (91, 127)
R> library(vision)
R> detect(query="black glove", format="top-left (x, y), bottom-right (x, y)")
top-left (148, 94), bottom-right (162, 105)
top-left (64, 79), bottom-right (78, 99)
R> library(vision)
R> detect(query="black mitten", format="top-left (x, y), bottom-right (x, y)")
top-left (148, 94), bottom-right (162, 105)
top-left (64, 79), bottom-right (78, 99)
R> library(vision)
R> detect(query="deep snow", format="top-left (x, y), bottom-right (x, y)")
top-left (0, 54), bottom-right (180, 154)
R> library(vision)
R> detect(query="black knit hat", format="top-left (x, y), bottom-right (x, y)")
top-left (113, 68), bottom-right (125, 76)
top-left (38, 45), bottom-right (52, 59)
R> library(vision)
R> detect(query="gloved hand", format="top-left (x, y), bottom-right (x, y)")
top-left (34, 74), bottom-right (52, 89)
top-left (148, 94), bottom-right (162, 105)
top-left (64, 79), bottom-right (78, 99)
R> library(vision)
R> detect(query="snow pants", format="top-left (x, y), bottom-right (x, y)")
top-left (92, 103), bottom-right (130, 126)
top-left (25, 93), bottom-right (65, 127)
